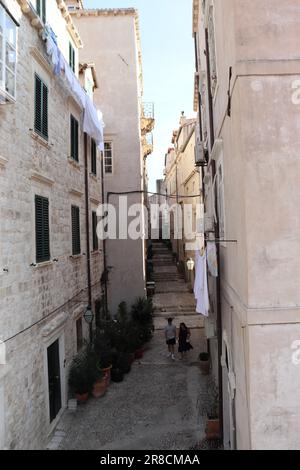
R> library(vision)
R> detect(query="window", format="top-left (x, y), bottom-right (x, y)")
top-left (104, 142), bottom-right (113, 174)
top-left (70, 114), bottom-right (79, 162)
top-left (34, 74), bottom-right (48, 140)
top-left (76, 317), bottom-right (83, 351)
top-left (36, 0), bottom-right (46, 24)
top-left (92, 210), bottom-right (98, 251)
top-left (35, 195), bottom-right (50, 263)
top-left (71, 205), bottom-right (81, 255)
top-left (0, 5), bottom-right (17, 100)
top-left (91, 138), bottom-right (97, 176)
top-left (69, 42), bottom-right (75, 73)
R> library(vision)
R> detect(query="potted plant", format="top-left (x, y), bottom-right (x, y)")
top-left (68, 351), bottom-right (97, 403)
top-left (92, 329), bottom-right (113, 385)
top-left (111, 366), bottom-right (124, 383)
top-left (199, 352), bottom-right (210, 375)
top-left (92, 366), bottom-right (108, 398)
top-left (115, 352), bottom-right (132, 374)
top-left (205, 388), bottom-right (220, 440)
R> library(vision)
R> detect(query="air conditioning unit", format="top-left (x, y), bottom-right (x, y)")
top-left (195, 139), bottom-right (208, 167)
top-left (204, 213), bottom-right (215, 233)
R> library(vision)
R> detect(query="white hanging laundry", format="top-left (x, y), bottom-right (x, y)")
top-left (83, 95), bottom-right (104, 147)
top-left (43, 31), bottom-right (104, 148)
top-left (207, 241), bottom-right (218, 277)
top-left (194, 250), bottom-right (210, 317)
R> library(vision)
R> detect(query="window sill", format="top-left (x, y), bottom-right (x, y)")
top-left (91, 249), bottom-right (101, 256)
top-left (32, 260), bottom-right (53, 269)
top-left (90, 173), bottom-right (98, 182)
top-left (0, 156), bottom-right (8, 168)
top-left (68, 157), bottom-right (81, 170)
top-left (70, 254), bottom-right (82, 260)
top-left (30, 131), bottom-right (51, 149)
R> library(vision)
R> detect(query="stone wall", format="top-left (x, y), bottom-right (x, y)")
top-left (0, 2), bottom-right (103, 449)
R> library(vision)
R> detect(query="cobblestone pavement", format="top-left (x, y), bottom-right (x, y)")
top-left (53, 328), bottom-right (209, 450)
top-left (52, 242), bottom-right (210, 450)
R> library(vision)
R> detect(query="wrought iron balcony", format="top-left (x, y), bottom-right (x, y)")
top-left (142, 132), bottom-right (154, 158)
top-left (141, 102), bottom-right (155, 135)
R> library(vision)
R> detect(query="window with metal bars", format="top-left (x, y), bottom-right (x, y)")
top-left (70, 114), bottom-right (79, 161)
top-left (92, 210), bottom-right (98, 251)
top-left (35, 195), bottom-right (50, 263)
top-left (69, 42), bottom-right (75, 73)
top-left (91, 138), bottom-right (97, 175)
top-left (34, 74), bottom-right (48, 140)
top-left (36, 0), bottom-right (46, 24)
top-left (71, 205), bottom-right (81, 255)
top-left (104, 142), bottom-right (113, 174)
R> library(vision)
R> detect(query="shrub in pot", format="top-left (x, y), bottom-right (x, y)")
top-left (92, 329), bottom-right (114, 385)
top-left (68, 351), bottom-right (97, 403)
top-left (131, 297), bottom-right (154, 327)
top-left (116, 352), bottom-right (132, 374)
top-left (205, 389), bottom-right (220, 440)
top-left (111, 367), bottom-right (124, 383)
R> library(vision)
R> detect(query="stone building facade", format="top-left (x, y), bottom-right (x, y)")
top-left (71, 7), bottom-right (154, 316)
top-left (164, 114), bottom-right (202, 285)
top-left (0, 0), bottom-right (103, 449)
top-left (193, 0), bottom-right (300, 450)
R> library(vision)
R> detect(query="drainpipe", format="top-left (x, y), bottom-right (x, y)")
top-left (101, 149), bottom-right (108, 317)
top-left (84, 132), bottom-right (93, 342)
top-left (205, 28), bottom-right (224, 441)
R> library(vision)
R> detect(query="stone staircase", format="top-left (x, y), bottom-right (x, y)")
top-left (150, 241), bottom-right (203, 330)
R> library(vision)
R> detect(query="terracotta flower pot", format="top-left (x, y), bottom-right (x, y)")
top-left (101, 365), bottom-right (112, 386)
top-left (205, 418), bottom-right (220, 440)
top-left (92, 378), bottom-right (107, 398)
top-left (75, 392), bottom-right (89, 404)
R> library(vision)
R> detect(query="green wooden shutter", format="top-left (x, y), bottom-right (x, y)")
top-left (92, 211), bottom-right (98, 251)
top-left (34, 74), bottom-right (48, 140)
top-left (91, 139), bottom-right (97, 175)
top-left (42, 82), bottom-right (48, 139)
top-left (35, 195), bottom-right (50, 263)
top-left (69, 43), bottom-right (75, 73)
top-left (70, 115), bottom-right (79, 162)
top-left (37, 0), bottom-right (46, 24)
top-left (71, 205), bottom-right (81, 255)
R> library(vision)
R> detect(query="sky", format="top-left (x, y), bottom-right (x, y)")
top-left (84, 0), bottom-right (196, 192)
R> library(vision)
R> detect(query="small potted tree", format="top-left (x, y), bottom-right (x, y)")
top-left (205, 388), bottom-right (220, 440)
top-left (68, 351), bottom-right (97, 403)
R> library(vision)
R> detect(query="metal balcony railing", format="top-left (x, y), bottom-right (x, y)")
top-left (142, 102), bottom-right (155, 120)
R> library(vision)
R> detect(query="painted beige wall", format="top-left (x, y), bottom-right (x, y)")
top-left (72, 11), bottom-right (146, 315)
top-left (196, 0), bottom-right (300, 449)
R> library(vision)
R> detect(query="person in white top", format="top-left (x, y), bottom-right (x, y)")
top-left (164, 318), bottom-right (177, 360)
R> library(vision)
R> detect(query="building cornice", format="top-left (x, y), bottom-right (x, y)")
top-left (192, 0), bottom-right (200, 34)
top-left (17, 0), bottom-right (83, 48)
top-left (71, 8), bottom-right (143, 95)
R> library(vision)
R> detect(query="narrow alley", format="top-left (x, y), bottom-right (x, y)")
top-left (50, 242), bottom-right (209, 451)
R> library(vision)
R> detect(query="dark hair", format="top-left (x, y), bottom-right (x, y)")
top-left (180, 323), bottom-right (187, 330)
top-left (167, 318), bottom-right (173, 324)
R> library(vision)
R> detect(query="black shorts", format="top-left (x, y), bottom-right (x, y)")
top-left (166, 338), bottom-right (176, 346)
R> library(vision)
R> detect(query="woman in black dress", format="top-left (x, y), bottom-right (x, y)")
top-left (178, 323), bottom-right (193, 359)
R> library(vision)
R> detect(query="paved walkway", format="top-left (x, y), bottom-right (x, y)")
top-left (51, 242), bottom-right (209, 450)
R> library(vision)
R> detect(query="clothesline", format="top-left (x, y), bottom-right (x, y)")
top-left (42, 27), bottom-right (105, 151)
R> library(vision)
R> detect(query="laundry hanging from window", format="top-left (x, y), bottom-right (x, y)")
top-left (194, 249), bottom-right (210, 317)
